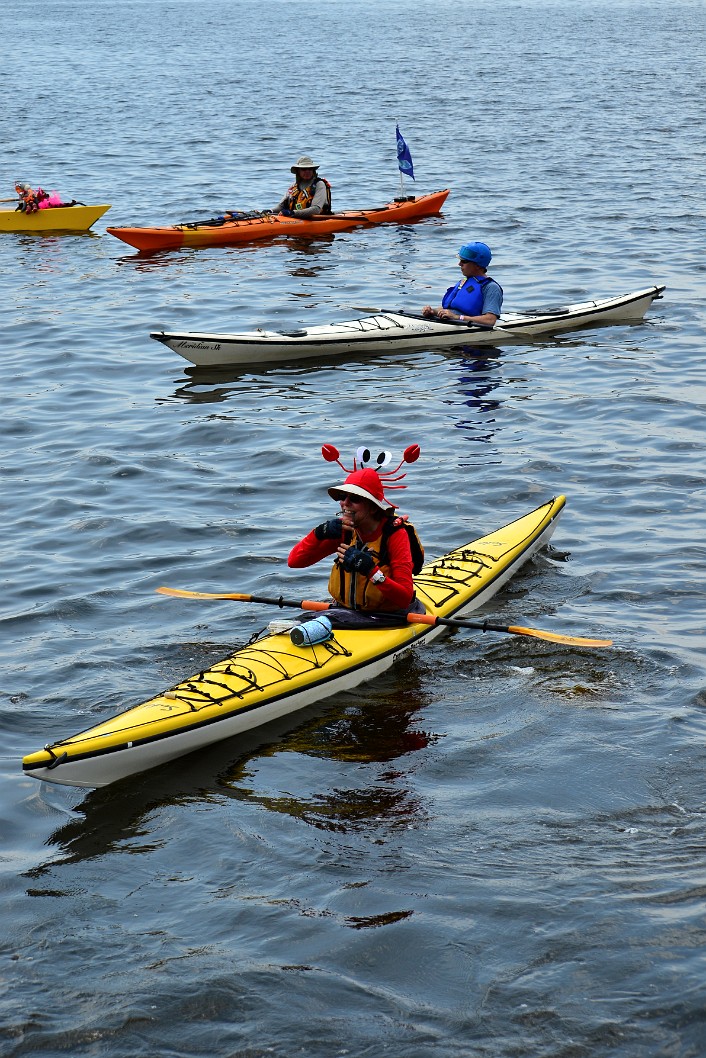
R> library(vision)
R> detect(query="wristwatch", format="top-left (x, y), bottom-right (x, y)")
top-left (371, 569), bottom-right (386, 584)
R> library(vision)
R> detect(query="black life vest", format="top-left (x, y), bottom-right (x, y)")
top-left (381, 517), bottom-right (425, 575)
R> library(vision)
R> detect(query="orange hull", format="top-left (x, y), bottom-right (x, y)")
top-left (106, 190), bottom-right (450, 253)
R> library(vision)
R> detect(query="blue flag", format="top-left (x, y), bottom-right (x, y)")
top-left (396, 125), bottom-right (415, 180)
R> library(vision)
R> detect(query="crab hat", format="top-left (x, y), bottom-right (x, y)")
top-left (328, 468), bottom-right (397, 511)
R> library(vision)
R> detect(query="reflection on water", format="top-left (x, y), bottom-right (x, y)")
top-left (163, 343), bottom-right (510, 409)
top-left (115, 248), bottom-right (176, 271)
top-left (162, 354), bottom-right (403, 403)
top-left (282, 234), bottom-right (337, 255)
top-left (12, 230), bottom-right (102, 247)
top-left (444, 347), bottom-right (510, 452)
top-left (29, 658), bottom-right (437, 872)
top-left (161, 365), bottom-right (317, 405)
top-left (167, 381), bottom-right (237, 405)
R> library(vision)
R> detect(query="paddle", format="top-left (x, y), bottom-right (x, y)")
top-left (155, 587), bottom-right (612, 648)
top-left (178, 210), bottom-right (369, 230)
top-left (179, 209), bottom-right (270, 229)
top-left (349, 308), bottom-right (496, 329)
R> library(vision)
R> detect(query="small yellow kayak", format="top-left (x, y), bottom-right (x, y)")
top-left (23, 496), bottom-right (567, 790)
top-left (0, 203), bottom-right (111, 233)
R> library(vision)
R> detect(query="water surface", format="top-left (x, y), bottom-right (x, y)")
top-left (2, 1), bottom-right (706, 1055)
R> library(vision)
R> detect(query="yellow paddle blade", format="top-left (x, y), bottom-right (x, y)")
top-left (156, 586), bottom-right (252, 601)
top-left (507, 625), bottom-right (613, 647)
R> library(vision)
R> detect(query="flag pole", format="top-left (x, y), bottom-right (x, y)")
top-left (395, 123), bottom-right (414, 202)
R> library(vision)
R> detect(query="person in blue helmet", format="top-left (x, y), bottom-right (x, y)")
top-left (422, 242), bottom-right (503, 328)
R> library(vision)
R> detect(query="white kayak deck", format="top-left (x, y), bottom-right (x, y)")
top-left (151, 285), bottom-right (665, 367)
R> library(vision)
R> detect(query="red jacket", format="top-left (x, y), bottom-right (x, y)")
top-left (288, 523), bottom-right (414, 610)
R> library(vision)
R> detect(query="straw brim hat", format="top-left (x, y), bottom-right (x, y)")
top-left (291, 155), bottom-right (319, 173)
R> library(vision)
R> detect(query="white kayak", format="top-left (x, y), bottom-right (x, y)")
top-left (150, 285), bottom-right (665, 367)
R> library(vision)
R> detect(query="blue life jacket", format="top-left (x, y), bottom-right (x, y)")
top-left (442, 275), bottom-right (500, 316)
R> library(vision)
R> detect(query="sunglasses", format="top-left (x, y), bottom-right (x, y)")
top-left (338, 493), bottom-right (365, 504)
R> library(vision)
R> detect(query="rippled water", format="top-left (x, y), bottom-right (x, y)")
top-left (2, 0), bottom-right (706, 1055)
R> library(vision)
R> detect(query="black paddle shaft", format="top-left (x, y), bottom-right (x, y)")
top-left (433, 615), bottom-right (513, 633)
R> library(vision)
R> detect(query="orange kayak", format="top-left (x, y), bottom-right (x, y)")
top-left (106, 189), bottom-right (450, 252)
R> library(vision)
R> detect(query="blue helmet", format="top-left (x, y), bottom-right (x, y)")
top-left (459, 241), bottom-right (492, 268)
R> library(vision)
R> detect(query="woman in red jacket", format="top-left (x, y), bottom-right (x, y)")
top-left (288, 468), bottom-right (423, 619)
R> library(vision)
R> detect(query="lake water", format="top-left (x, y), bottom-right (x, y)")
top-left (2, 0), bottom-right (706, 1055)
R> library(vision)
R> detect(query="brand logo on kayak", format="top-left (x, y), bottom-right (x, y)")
top-left (176, 341), bottom-right (221, 351)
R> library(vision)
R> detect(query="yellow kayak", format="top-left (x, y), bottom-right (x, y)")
top-left (23, 496), bottom-right (566, 789)
top-left (0, 204), bottom-right (111, 233)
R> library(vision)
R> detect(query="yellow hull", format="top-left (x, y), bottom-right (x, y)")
top-left (22, 496), bottom-right (566, 788)
top-left (0, 204), bottom-right (111, 233)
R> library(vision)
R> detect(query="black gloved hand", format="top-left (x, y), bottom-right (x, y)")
top-left (314, 518), bottom-right (343, 541)
top-left (342, 547), bottom-right (375, 575)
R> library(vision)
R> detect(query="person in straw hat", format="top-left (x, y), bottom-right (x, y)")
top-left (288, 467), bottom-right (424, 619)
top-left (274, 154), bottom-right (332, 218)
